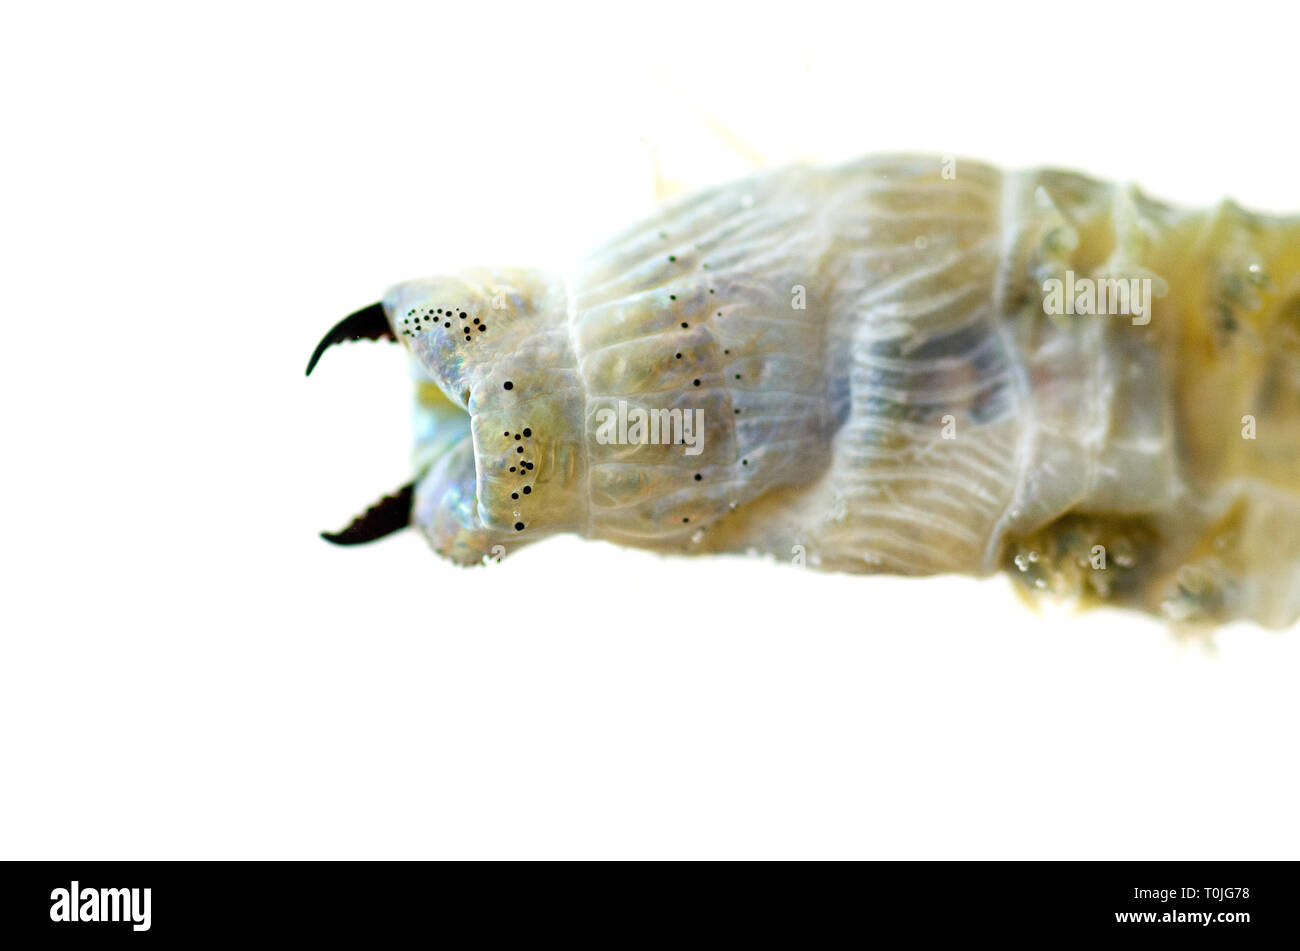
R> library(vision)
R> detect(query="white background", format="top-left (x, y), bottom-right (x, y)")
top-left (3, 1), bottom-right (1299, 859)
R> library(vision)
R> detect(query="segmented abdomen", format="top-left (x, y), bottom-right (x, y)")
top-left (568, 156), bottom-right (1300, 626)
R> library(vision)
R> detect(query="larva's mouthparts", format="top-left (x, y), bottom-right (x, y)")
top-left (304, 302), bottom-right (393, 377)
top-left (308, 268), bottom-right (586, 564)
top-left (306, 303), bottom-right (413, 544)
top-left (319, 483), bottom-right (414, 546)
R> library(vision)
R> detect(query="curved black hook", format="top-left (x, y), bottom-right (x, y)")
top-left (304, 303), bottom-right (394, 376)
top-left (320, 483), bottom-right (415, 546)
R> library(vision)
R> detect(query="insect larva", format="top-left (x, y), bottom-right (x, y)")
top-left (307, 155), bottom-right (1300, 628)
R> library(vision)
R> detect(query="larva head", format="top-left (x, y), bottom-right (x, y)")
top-left (309, 267), bottom-right (587, 563)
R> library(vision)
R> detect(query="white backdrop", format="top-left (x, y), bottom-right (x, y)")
top-left (3, 1), bottom-right (1299, 859)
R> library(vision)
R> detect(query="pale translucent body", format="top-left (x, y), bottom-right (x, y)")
top-left (383, 156), bottom-right (1300, 627)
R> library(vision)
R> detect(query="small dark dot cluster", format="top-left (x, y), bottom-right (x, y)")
top-left (501, 419), bottom-right (535, 531)
top-left (400, 306), bottom-right (486, 342)
top-left (659, 230), bottom-right (760, 534)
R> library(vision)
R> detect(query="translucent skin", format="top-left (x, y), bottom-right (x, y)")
top-left (385, 267), bottom-right (584, 563)
top-left (383, 155), bottom-right (1300, 627)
